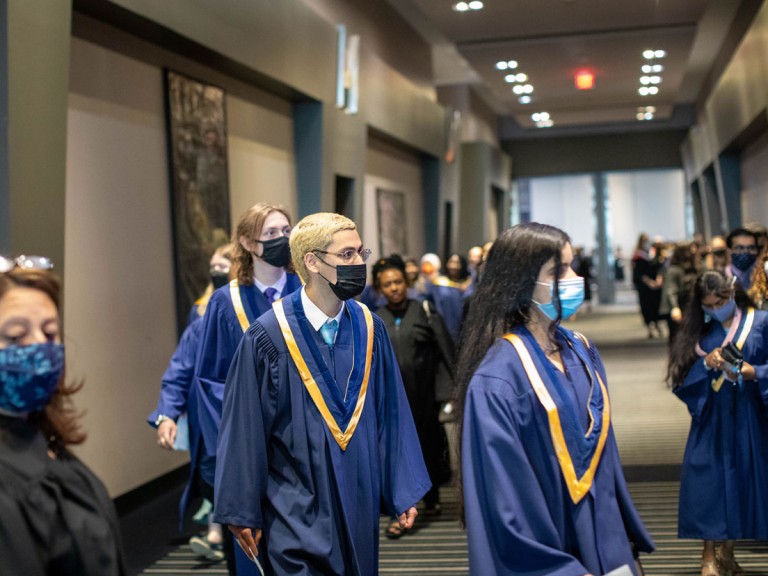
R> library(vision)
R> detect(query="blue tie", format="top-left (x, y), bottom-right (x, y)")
top-left (264, 287), bottom-right (278, 303)
top-left (320, 319), bottom-right (338, 348)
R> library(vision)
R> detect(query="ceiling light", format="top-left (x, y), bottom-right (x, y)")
top-left (652, 64), bottom-right (664, 73)
top-left (453, 0), bottom-right (483, 10)
top-left (518, 95), bottom-right (532, 104)
top-left (523, 84), bottom-right (534, 94)
top-left (638, 87), bottom-right (650, 96)
top-left (507, 60), bottom-right (518, 69)
top-left (654, 50), bottom-right (666, 58)
top-left (648, 86), bottom-right (659, 95)
top-left (645, 112), bottom-right (653, 120)
top-left (496, 61), bottom-right (508, 70)
top-left (531, 112), bottom-right (550, 122)
top-left (649, 76), bottom-right (662, 84)
top-left (536, 119), bottom-right (554, 128)
top-left (636, 112), bottom-right (645, 121)
top-left (641, 65), bottom-right (652, 74)
top-left (643, 50), bottom-right (655, 59)
top-left (640, 76), bottom-right (651, 85)
top-left (647, 106), bottom-right (656, 113)
top-left (512, 84), bottom-right (525, 94)
top-left (505, 74), bottom-right (517, 83)
top-left (516, 72), bottom-right (528, 83)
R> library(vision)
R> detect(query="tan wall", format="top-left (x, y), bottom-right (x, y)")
top-left (65, 37), bottom-right (295, 497)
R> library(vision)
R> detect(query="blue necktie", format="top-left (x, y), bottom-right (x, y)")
top-left (320, 319), bottom-right (338, 348)
top-left (264, 287), bottom-right (278, 303)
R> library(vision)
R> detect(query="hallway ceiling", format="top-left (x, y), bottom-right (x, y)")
top-left (388, 0), bottom-right (758, 134)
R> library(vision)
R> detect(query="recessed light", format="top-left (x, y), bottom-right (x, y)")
top-left (654, 50), bottom-right (666, 58)
top-left (515, 73), bottom-right (528, 83)
top-left (468, 0), bottom-right (484, 9)
top-left (636, 112), bottom-right (645, 121)
top-left (453, 0), bottom-right (483, 10)
top-left (496, 61), bottom-right (508, 70)
top-left (453, 2), bottom-right (469, 11)
top-left (522, 84), bottom-right (534, 94)
top-left (512, 84), bottom-right (525, 94)
top-left (642, 65), bottom-right (652, 74)
top-left (640, 76), bottom-right (651, 85)
top-left (648, 86), bottom-right (659, 95)
top-left (505, 74), bottom-right (517, 83)
top-left (507, 60), bottom-right (518, 69)
top-left (649, 76), bottom-right (662, 85)
top-left (652, 64), bottom-right (664, 73)
top-left (639, 87), bottom-right (650, 96)
top-left (643, 50), bottom-right (655, 59)
top-left (531, 112), bottom-right (550, 122)
top-left (518, 95), bottom-right (532, 104)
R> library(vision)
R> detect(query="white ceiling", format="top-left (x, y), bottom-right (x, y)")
top-left (388, 0), bottom-right (753, 131)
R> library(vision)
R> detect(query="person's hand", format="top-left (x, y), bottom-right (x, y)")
top-left (229, 525), bottom-right (262, 562)
top-left (157, 419), bottom-right (177, 450)
top-left (740, 361), bottom-right (756, 381)
top-left (704, 348), bottom-right (724, 371)
top-left (670, 307), bottom-right (682, 323)
top-left (398, 507), bottom-right (418, 530)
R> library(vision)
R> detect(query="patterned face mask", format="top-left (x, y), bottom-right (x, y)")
top-left (0, 343), bottom-right (64, 415)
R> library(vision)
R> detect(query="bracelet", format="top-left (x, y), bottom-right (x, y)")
top-left (155, 414), bottom-right (174, 426)
top-left (703, 358), bottom-right (712, 370)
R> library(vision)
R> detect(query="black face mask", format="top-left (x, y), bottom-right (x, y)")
top-left (316, 256), bottom-right (367, 300)
top-left (211, 271), bottom-right (229, 289)
top-left (257, 236), bottom-right (291, 268)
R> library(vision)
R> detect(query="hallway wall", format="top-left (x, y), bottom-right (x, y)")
top-left (741, 129), bottom-right (768, 227)
top-left (65, 37), bottom-right (297, 496)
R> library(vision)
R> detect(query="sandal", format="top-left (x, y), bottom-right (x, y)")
top-left (701, 559), bottom-right (720, 576)
top-left (385, 521), bottom-right (407, 539)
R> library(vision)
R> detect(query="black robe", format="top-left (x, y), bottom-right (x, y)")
top-left (0, 415), bottom-right (126, 576)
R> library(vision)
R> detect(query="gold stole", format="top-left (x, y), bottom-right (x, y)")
top-left (712, 307), bottom-right (755, 392)
top-left (504, 333), bottom-right (610, 504)
top-left (274, 299), bottom-right (374, 450)
top-left (229, 280), bottom-right (251, 332)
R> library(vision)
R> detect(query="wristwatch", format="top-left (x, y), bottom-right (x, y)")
top-left (155, 414), bottom-right (174, 426)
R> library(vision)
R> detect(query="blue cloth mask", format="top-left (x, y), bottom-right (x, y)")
top-left (731, 252), bottom-right (757, 272)
top-left (533, 277), bottom-right (585, 321)
top-left (0, 343), bottom-right (64, 415)
top-left (702, 299), bottom-right (736, 325)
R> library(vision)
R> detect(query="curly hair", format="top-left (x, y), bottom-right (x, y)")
top-left (747, 251), bottom-right (768, 309)
top-left (0, 269), bottom-right (85, 450)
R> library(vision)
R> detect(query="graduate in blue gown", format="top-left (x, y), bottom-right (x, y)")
top-left (194, 203), bottom-right (302, 573)
top-left (667, 269), bottom-right (768, 576)
top-left (455, 223), bottom-right (654, 576)
top-left (148, 244), bottom-right (233, 560)
top-left (214, 212), bottom-right (430, 576)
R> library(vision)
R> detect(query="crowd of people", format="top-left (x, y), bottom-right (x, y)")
top-left (2, 209), bottom-right (768, 576)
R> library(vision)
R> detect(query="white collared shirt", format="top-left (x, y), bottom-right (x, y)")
top-left (301, 287), bottom-right (345, 336)
top-left (254, 270), bottom-right (287, 297)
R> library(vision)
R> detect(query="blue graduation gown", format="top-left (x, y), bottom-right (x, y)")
top-left (214, 291), bottom-right (430, 576)
top-left (193, 275), bottom-right (302, 489)
top-left (462, 327), bottom-right (653, 576)
top-left (425, 279), bottom-right (465, 343)
top-left (675, 308), bottom-right (768, 539)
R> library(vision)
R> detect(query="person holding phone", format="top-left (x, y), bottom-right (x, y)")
top-left (667, 270), bottom-right (768, 576)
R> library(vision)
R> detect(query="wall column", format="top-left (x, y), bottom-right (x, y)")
top-left (0, 0), bottom-right (72, 272)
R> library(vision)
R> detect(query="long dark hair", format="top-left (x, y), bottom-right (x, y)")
top-left (666, 269), bottom-right (754, 389)
top-left (0, 269), bottom-right (85, 450)
top-left (453, 222), bottom-right (570, 521)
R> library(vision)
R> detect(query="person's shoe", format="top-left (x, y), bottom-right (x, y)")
top-left (189, 534), bottom-right (225, 561)
top-left (701, 559), bottom-right (720, 576)
top-left (716, 550), bottom-right (745, 576)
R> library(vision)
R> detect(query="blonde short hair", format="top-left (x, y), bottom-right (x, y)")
top-left (290, 212), bottom-right (357, 283)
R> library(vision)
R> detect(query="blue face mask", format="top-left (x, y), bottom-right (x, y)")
top-left (731, 252), bottom-right (757, 272)
top-left (702, 299), bottom-right (736, 325)
top-left (533, 277), bottom-right (585, 321)
top-left (0, 343), bottom-right (64, 415)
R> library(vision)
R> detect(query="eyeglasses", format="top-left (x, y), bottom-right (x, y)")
top-left (314, 247), bottom-right (372, 264)
top-left (0, 255), bottom-right (54, 273)
top-left (731, 246), bottom-right (758, 254)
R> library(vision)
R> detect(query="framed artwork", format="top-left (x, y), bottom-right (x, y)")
top-left (376, 188), bottom-right (407, 257)
top-left (164, 69), bottom-right (231, 334)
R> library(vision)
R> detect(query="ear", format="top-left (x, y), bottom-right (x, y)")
top-left (304, 252), bottom-right (321, 275)
top-left (239, 235), bottom-right (255, 253)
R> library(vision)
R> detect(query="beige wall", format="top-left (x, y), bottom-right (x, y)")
top-left (65, 37), bottom-right (296, 496)
top-left (741, 130), bottom-right (768, 227)
top-left (363, 135), bottom-right (425, 263)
